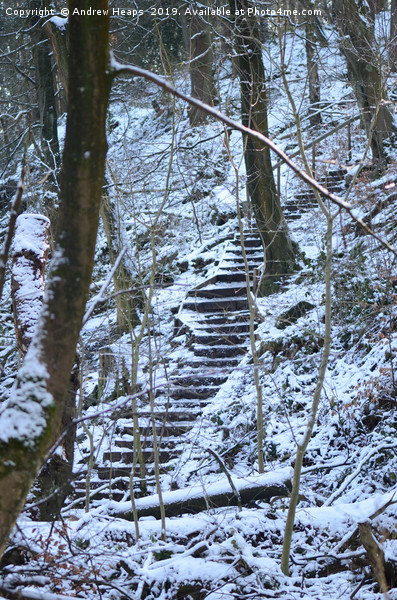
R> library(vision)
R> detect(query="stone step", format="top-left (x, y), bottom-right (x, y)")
top-left (114, 427), bottom-right (193, 446)
top-left (195, 322), bottom-right (251, 334)
top-left (120, 409), bottom-right (202, 423)
top-left (226, 248), bottom-right (263, 258)
top-left (283, 201), bottom-right (318, 212)
top-left (224, 249), bottom-right (263, 258)
top-left (166, 385), bottom-right (219, 400)
top-left (183, 297), bottom-right (249, 313)
top-left (285, 212), bottom-right (303, 220)
top-left (193, 344), bottom-right (246, 358)
top-left (97, 466), bottom-right (164, 480)
top-left (188, 285), bottom-right (247, 299)
top-left (192, 333), bottom-right (247, 345)
top-left (198, 312), bottom-right (250, 324)
top-left (215, 272), bottom-right (251, 283)
top-left (152, 384), bottom-right (218, 401)
top-left (182, 356), bottom-right (241, 368)
top-left (229, 239), bottom-right (263, 248)
top-left (72, 477), bottom-right (155, 500)
top-left (103, 448), bottom-right (174, 464)
top-left (169, 374), bottom-right (228, 387)
top-left (222, 257), bottom-right (263, 267)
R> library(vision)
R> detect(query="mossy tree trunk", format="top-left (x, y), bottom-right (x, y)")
top-left (0, 0), bottom-right (111, 556)
top-left (229, 0), bottom-right (295, 289)
top-left (333, 0), bottom-right (395, 166)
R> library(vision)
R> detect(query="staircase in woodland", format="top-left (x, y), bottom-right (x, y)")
top-left (283, 168), bottom-right (347, 218)
top-left (71, 168), bottom-right (347, 509)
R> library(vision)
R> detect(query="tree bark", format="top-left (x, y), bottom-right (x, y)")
top-left (229, 0), bottom-right (295, 289)
top-left (333, 0), bottom-right (395, 166)
top-left (390, 0), bottom-right (397, 71)
top-left (100, 188), bottom-right (140, 332)
top-left (29, 0), bottom-right (60, 170)
top-left (0, 0), bottom-right (112, 556)
top-left (43, 17), bottom-right (69, 107)
top-left (305, 22), bottom-right (322, 126)
top-left (186, 5), bottom-right (215, 125)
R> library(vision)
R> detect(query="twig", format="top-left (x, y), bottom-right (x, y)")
top-left (206, 447), bottom-right (242, 511)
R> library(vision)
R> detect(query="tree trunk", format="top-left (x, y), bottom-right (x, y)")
top-left (229, 0), bottom-right (295, 289)
top-left (43, 18), bottom-right (69, 108)
top-left (305, 22), bottom-right (322, 126)
top-left (333, 0), bottom-right (395, 166)
top-left (100, 189), bottom-right (140, 332)
top-left (0, 0), bottom-right (112, 556)
top-left (29, 0), bottom-right (60, 171)
top-left (186, 5), bottom-right (215, 125)
top-left (11, 214), bottom-right (79, 520)
top-left (390, 0), bottom-right (397, 71)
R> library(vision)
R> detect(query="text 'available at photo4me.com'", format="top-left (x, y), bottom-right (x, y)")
top-left (5, 5), bottom-right (322, 19)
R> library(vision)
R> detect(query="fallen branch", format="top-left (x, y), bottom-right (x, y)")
top-left (358, 521), bottom-right (390, 598)
top-left (0, 584), bottom-right (78, 600)
top-left (105, 468), bottom-right (292, 520)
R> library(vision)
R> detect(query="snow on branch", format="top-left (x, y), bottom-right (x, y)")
top-left (11, 214), bottom-right (51, 355)
top-left (103, 468), bottom-right (293, 520)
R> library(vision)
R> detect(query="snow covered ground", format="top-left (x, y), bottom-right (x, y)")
top-left (1, 14), bottom-right (397, 600)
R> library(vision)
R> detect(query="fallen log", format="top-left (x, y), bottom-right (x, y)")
top-left (105, 468), bottom-right (292, 520)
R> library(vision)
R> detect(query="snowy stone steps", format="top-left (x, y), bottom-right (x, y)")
top-left (281, 169), bottom-right (346, 220)
top-left (229, 237), bottom-right (262, 246)
top-left (192, 344), bottom-right (247, 358)
top-left (195, 312), bottom-right (251, 325)
top-left (72, 226), bottom-right (263, 508)
top-left (182, 356), bottom-right (241, 369)
top-left (225, 250), bottom-right (263, 262)
top-left (187, 285), bottom-right (249, 298)
top-left (151, 384), bottom-right (220, 401)
top-left (182, 297), bottom-right (249, 313)
top-left (114, 426), bottom-right (194, 444)
top-left (103, 448), bottom-right (176, 464)
top-left (169, 374), bottom-right (228, 387)
top-left (164, 385), bottom-right (220, 400)
top-left (194, 325), bottom-right (251, 336)
top-left (190, 333), bottom-right (248, 345)
top-left (118, 408), bottom-right (202, 422)
top-left (214, 272), bottom-right (252, 283)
